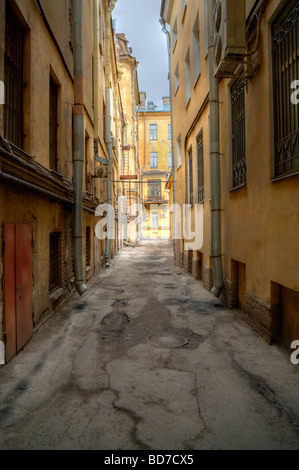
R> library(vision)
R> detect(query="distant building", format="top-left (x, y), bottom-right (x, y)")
top-left (138, 95), bottom-right (172, 240)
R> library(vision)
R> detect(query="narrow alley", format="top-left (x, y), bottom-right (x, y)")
top-left (0, 241), bottom-right (298, 451)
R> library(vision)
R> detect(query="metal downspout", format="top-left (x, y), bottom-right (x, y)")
top-left (159, 18), bottom-right (176, 254)
top-left (73, 0), bottom-right (87, 296)
top-left (207, 0), bottom-right (224, 298)
top-left (105, 0), bottom-right (117, 268)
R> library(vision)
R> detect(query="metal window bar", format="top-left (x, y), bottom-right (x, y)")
top-left (4, 3), bottom-right (25, 149)
top-left (197, 130), bottom-right (204, 203)
top-left (273, 1), bottom-right (299, 177)
top-left (49, 76), bottom-right (58, 171)
top-left (86, 227), bottom-right (91, 267)
top-left (188, 148), bottom-right (193, 205)
top-left (231, 79), bottom-right (246, 188)
top-left (69, 0), bottom-right (73, 44)
top-left (49, 232), bottom-right (60, 292)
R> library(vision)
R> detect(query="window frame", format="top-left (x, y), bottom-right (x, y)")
top-left (149, 124), bottom-right (157, 141)
top-left (150, 152), bottom-right (158, 169)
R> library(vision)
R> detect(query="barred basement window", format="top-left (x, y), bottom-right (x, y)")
top-left (4, 2), bottom-right (25, 148)
top-left (197, 130), bottom-right (204, 203)
top-left (49, 232), bottom-right (60, 292)
top-left (49, 76), bottom-right (58, 171)
top-left (231, 79), bottom-right (246, 188)
top-left (272, 1), bottom-right (299, 178)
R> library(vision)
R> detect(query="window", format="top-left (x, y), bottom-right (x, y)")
top-left (49, 76), bottom-right (58, 171)
top-left (151, 211), bottom-right (159, 227)
top-left (85, 133), bottom-right (90, 191)
top-left (122, 152), bottom-right (129, 175)
top-left (86, 227), bottom-right (91, 268)
top-left (168, 124), bottom-right (172, 140)
top-left (148, 180), bottom-right (161, 198)
top-left (175, 63), bottom-right (180, 94)
top-left (231, 79), bottom-right (246, 188)
top-left (149, 124), bottom-right (157, 141)
top-left (193, 13), bottom-right (200, 86)
top-left (4, 2), bottom-right (25, 148)
top-left (185, 48), bottom-right (191, 107)
top-left (49, 232), bottom-right (60, 292)
top-left (197, 130), bottom-right (204, 203)
top-left (272, 1), bottom-right (299, 178)
top-left (150, 152), bottom-right (158, 169)
top-left (177, 135), bottom-right (182, 169)
top-left (172, 18), bottom-right (178, 51)
top-left (68, 0), bottom-right (73, 44)
top-left (188, 147), bottom-right (193, 206)
top-left (168, 152), bottom-right (173, 169)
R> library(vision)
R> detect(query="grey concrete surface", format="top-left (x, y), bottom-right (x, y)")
top-left (0, 240), bottom-right (298, 450)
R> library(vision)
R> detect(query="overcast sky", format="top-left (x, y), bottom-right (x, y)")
top-left (113, 0), bottom-right (169, 107)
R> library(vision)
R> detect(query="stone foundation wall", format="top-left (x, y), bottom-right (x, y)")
top-left (244, 292), bottom-right (280, 345)
top-left (221, 279), bottom-right (239, 309)
top-left (192, 259), bottom-right (201, 280)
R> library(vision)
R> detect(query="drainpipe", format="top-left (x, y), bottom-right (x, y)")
top-left (73, 0), bottom-right (87, 296)
top-left (105, 0), bottom-right (117, 268)
top-left (207, 0), bottom-right (224, 297)
top-left (159, 17), bottom-right (176, 254)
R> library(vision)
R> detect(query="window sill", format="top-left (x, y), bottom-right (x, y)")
top-left (230, 182), bottom-right (247, 192)
top-left (271, 170), bottom-right (299, 183)
top-left (49, 287), bottom-right (64, 303)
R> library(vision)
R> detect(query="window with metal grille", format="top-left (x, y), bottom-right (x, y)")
top-left (86, 227), bottom-right (91, 267)
top-left (150, 152), bottom-right (158, 168)
top-left (188, 147), bottom-right (193, 206)
top-left (49, 76), bottom-right (58, 171)
top-left (197, 130), bottom-right (204, 203)
top-left (49, 232), bottom-right (60, 292)
top-left (68, 0), bottom-right (73, 44)
top-left (4, 2), bottom-right (25, 148)
top-left (149, 124), bottom-right (157, 141)
top-left (231, 79), bottom-right (246, 188)
top-left (148, 180), bottom-right (161, 198)
top-left (272, 1), bottom-right (299, 178)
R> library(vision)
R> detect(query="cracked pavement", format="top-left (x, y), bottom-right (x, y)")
top-left (0, 240), bottom-right (298, 450)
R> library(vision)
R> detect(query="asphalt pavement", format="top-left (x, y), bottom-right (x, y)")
top-left (0, 240), bottom-right (298, 450)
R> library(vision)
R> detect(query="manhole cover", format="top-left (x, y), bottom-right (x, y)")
top-left (146, 334), bottom-right (188, 348)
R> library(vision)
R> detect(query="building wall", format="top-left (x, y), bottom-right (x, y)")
top-left (162, 0), bottom-right (299, 346)
top-left (0, 0), bottom-right (125, 363)
top-left (139, 107), bottom-right (171, 239)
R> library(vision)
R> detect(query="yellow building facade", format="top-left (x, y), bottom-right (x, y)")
top-left (139, 95), bottom-right (172, 240)
top-left (0, 0), bottom-right (126, 363)
top-left (115, 33), bottom-right (141, 244)
top-left (161, 0), bottom-right (299, 346)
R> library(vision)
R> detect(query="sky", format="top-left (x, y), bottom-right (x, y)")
top-left (112, 0), bottom-right (169, 108)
